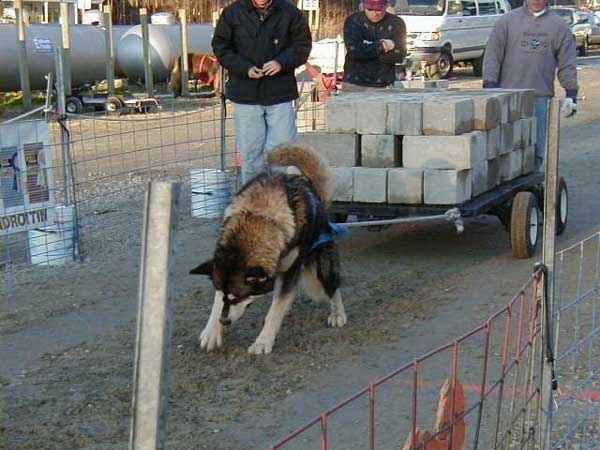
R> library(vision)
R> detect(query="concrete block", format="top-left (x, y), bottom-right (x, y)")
top-left (520, 118), bottom-right (532, 148)
top-left (330, 167), bottom-right (354, 202)
top-left (325, 98), bottom-right (356, 133)
top-left (473, 95), bottom-right (501, 130)
top-left (387, 168), bottom-right (424, 204)
top-left (361, 134), bottom-right (397, 168)
top-left (356, 99), bottom-right (388, 134)
top-left (499, 149), bottom-right (523, 182)
top-left (295, 132), bottom-right (357, 167)
top-left (422, 97), bottom-right (474, 135)
top-left (507, 91), bottom-right (522, 122)
top-left (403, 131), bottom-right (486, 170)
top-left (515, 89), bottom-right (536, 118)
top-left (424, 169), bottom-right (472, 205)
top-left (486, 92), bottom-right (510, 123)
top-left (486, 127), bottom-right (501, 160)
top-left (512, 119), bottom-right (524, 150)
top-left (387, 99), bottom-right (423, 135)
top-left (487, 159), bottom-right (501, 189)
top-left (522, 146), bottom-right (535, 175)
top-left (353, 167), bottom-right (388, 203)
top-left (472, 161), bottom-right (489, 197)
top-left (530, 117), bottom-right (537, 146)
top-left (399, 79), bottom-right (449, 89)
top-left (499, 123), bottom-right (514, 155)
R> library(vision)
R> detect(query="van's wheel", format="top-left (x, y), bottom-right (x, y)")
top-left (556, 177), bottom-right (568, 235)
top-left (425, 49), bottom-right (454, 80)
top-left (472, 54), bottom-right (484, 77)
top-left (65, 96), bottom-right (83, 114)
top-left (511, 191), bottom-right (540, 259)
top-left (105, 96), bottom-right (123, 114)
top-left (579, 37), bottom-right (588, 56)
top-left (332, 213), bottom-right (348, 223)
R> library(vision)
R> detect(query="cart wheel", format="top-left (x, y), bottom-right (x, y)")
top-left (556, 177), bottom-right (568, 236)
top-left (511, 191), bottom-right (540, 259)
top-left (65, 96), bottom-right (83, 114)
top-left (105, 96), bottom-right (123, 114)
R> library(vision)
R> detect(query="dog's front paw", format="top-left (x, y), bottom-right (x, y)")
top-left (248, 336), bottom-right (274, 355)
top-left (328, 309), bottom-right (347, 328)
top-left (199, 321), bottom-right (223, 351)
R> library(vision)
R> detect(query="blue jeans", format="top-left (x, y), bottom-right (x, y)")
top-left (234, 102), bottom-right (297, 184)
top-left (534, 96), bottom-right (550, 174)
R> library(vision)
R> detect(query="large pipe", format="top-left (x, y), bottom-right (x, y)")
top-left (0, 23), bottom-right (214, 92)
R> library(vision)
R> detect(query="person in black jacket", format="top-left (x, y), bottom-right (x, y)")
top-left (343, 0), bottom-right (406, 91)
top-left (212, 0), bottom-right (312, 183)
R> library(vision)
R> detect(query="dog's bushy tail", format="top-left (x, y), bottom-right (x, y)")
top-left (267, 143), bottom-right (331, 202)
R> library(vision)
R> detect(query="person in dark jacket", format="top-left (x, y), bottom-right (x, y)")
top-left (343, 0), bottom-right (407, 91)
top-left (212, 0), bottom-right (312, 183)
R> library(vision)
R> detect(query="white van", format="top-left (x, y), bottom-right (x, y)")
top-left (394, 0), bottom-right (511, 78)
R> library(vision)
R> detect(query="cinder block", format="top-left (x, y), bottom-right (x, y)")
top-left (423, 97), bottom-right (474, 135)
top-left (387, 99), bottom-right (423, 135)
top-left (356, 99), bottom-right (388, 134)
top-left (473, 95), bottom-right (501, 130)
top-left (325, 98), bottom-right (356, 133)
top-left (399, 79), bottom-right (449, 89)
top-left (472, 161), bottom-right (489, 197)
top-left (513, 89), bottom-right (536, 118)
top-left (499, 149), bottom-right (523, 182)
top-left (522, 146), bottom-right (535, 175)
top-left (361, 134), bottom-right (397, 168)
top-left (486, 127), bottom-right (501, 160)
top-left (499, 123), bottom-right (514, 155)
top-left (424, 169), bottom-right (472, 205)
top-left (403, 131), bottom-right (486, 170)
top-left (353, 167), bottom-right (388, 203)
top-left (487, 159), bottom-right (500, 189)
top-left (507, 91), bottom-right (522, 122)
top-left (330, 167), bottom-right (354, 202)
top-left (520, 118), bottom-right (532, 148)
top-left (295, 132), bottom-right (357, 167)
top-left (485, 91), bottom-right (510, 123)
top-left (531, 118), bottom-right (537, 146)
top-left (387, 168), bottom-right (423, 204)
top-left (512, 119), bottom-right (524, 150)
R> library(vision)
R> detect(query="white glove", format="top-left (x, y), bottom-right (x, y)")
top-left (561, 97), bottom-right (577, 118)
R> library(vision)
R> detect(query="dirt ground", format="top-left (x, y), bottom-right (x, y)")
top-left (2, 57), bottom-right (600, 450)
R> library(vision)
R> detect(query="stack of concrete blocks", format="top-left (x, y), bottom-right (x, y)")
top-left (295, 88), bottom-right (536, 206)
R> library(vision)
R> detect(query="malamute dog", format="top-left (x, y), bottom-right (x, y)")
top-left (190, 144), bottom-right (346, 354)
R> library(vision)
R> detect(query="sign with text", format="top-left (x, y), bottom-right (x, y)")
top-left (0, 120), bottom-right (56, 236)
top-left (302, 0), bottom-right (319, 10)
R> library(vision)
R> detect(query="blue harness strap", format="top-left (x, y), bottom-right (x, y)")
top-left (311, 221), bottom-right (349, 252)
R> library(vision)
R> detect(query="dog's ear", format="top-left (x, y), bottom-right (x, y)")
top-left (190, 259), bottom-right (213, 276)
top-left (245, 266), bottom-right (268, 284)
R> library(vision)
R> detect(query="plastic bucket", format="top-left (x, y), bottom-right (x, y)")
top-left (190, 169), bottom-right (230, 218)
top-left (28, 206), bottom-right (75, 266)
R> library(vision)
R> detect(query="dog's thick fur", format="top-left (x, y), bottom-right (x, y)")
top-left (190, 144), bottom-right (346, 354)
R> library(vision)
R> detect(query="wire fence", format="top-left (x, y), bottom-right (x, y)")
top-left (0, 88), bottom-right (325, 288)
top-left (267, 271), bottom-right (545, 450)
top-left (551, 232), bottom-right (600, 450)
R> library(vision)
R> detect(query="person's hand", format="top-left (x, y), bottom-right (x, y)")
top-left (262, 60), bottom-right (282, 76)
top-left (380, 39), bottom-right (395, 52)
top-left (561, 97), bottom-right (577, 118)
top-left (248, 66), bottom-right (264, 79)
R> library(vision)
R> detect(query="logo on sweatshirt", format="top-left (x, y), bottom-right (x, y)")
top-left (520, 32), bottom-right (550, 53)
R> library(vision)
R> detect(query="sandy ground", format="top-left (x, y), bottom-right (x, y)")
top-left (2, 56), bottom-right (600, 450)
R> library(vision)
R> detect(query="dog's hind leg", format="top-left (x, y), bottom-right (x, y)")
top-left (199, 290), bottom-right (225, 351)
top-left (248, 276), bottom-right (296, 355)
top-left (316, 245), bottom-right (347, 328)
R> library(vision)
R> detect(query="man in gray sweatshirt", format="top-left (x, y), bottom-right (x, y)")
top-left (482, 0), bottom-right (578, 174)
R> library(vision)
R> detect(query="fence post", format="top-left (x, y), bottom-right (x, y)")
top-left (539, 97), bottom-right (561, 450)
top-left (59, 1), bottom-right (72, 96)
top-left (220, 65), bottom-right (227, 171)
top-left (179, 9), bottom-right (189, 97)
top-left (140, 8), bottom-right (154, 97)
top-left (103, 5), bottom-right (116, 96)
top-left (129, 179), bottom-right (180, 450)
top-left (15, 0), bottom-right (32, 108)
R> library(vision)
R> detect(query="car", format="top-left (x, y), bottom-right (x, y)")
top-left (551, 6), bottom-right (597, 56)
top-left (395, 0), bottom-right (511, 79)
